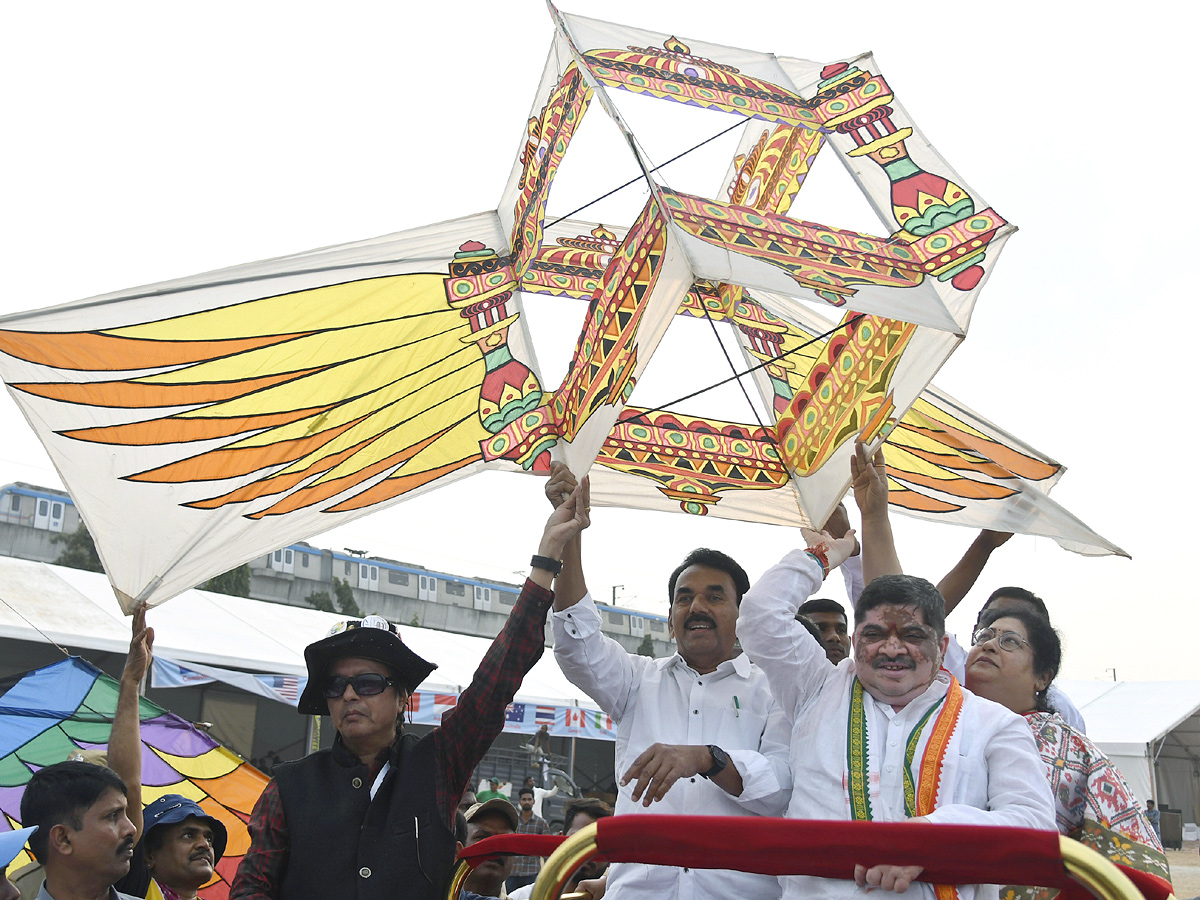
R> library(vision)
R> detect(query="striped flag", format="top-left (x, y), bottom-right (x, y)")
top-left (535, 706), bottom-right (556, 724)
top-left (592, 710), bottom-right (612, 731)
top-left (276, 676), bottom-right (298, 702)
top-left (407, 694), bottom-right (421, 713)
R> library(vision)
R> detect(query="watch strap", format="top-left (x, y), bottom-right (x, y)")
top-left (530, 554), bottom-right (563, 575)
top-left (700, 744), bottom-right (729, 779)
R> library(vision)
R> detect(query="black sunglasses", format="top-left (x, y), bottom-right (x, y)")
top-left (322, 673), bottom-right (399, 699)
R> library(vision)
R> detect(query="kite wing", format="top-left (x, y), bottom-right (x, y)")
top-left (0, 11), bottom-right (1122, 611)
top-left (0, 656), bottom-right (267, 900)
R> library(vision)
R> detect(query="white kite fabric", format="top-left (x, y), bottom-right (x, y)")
top-left (0, 7), bottom-right (1123, 610)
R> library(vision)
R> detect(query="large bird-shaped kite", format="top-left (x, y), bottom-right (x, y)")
top-left (0, 7), bottom-right (1124, 610)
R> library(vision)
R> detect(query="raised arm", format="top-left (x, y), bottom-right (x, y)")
top-left (544, 461), bottom-right (588, 609)
top-left (109, 605), bottom-right (154, 839)
top-left (436, 483), bottom-right (590, 816)
top-left (737, 528), bottom-right (857, 716)
top-left (850, 442), bottom-right (902, 584)
top-left (936, 530), bottom-right (1013, 615)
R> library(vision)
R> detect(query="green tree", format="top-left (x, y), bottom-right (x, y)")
top-left (332, 577), bottom-right (363, 618)
top-left (52, 523), bottom-right (104, 572)
top-left (202, 564), bottom-right (250, 597)
top-left (637, 633), bottom-right (655, 657)
top-left (304, 590), bottom-right (335, 613)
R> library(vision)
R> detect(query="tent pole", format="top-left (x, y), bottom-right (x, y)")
top-left (569, 736), bottom-right (576, 784)
top-left (1148, 741), bottom-right (1158, 804)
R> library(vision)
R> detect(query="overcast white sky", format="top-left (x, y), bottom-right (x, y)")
top-left (2, 2), bottom-right (1195, 681)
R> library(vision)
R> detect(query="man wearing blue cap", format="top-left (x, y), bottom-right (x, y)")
top-left (231, 484), bottom-right (590, 900)
top-left (117, 796), bottom-right (227, 900)
top-left (1, 825), bottom-right (36, 900)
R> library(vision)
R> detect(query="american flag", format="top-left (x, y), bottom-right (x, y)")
top-left (264, 675), bottom-right (299, 702)
top-left (535, 706), bottom-right (556, 724)
top-left (505, 702), bottom-right (527, 724)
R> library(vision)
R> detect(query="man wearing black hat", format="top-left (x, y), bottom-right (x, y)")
top-left (231, 485), bottom-right (590, 900)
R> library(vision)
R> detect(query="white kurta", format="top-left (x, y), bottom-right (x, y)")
top-left (552, 593), bottom-right (791, 900)
top-left (737, 551), bottom-right (1056, 900)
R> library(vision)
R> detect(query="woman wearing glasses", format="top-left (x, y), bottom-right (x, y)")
top-left (963, 608), bottom-right (1171, 900)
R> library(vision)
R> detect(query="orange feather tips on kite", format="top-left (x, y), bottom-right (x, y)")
top-left (0, 8), bottom-right (1124, 609)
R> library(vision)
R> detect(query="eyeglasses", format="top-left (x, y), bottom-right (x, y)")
top-left (322, 673), bottom-right (398, 699)
top-left (971, 627), bottom-right (1031, 653)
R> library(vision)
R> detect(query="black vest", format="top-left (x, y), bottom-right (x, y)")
top-left (274, 732), bottom-right (457, 900)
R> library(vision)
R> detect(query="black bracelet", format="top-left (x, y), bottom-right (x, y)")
top-left (530, 554), bottom-right (563, 575)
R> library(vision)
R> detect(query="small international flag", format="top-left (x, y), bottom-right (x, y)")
top-left (262, 675), bottom-right (299, 702)
top-left (535, 706), bottom-right (556, 724)
top-left (505, 702), bottom-right (527, 724)
top-left (277, 676), bottom-right (299, 702)
top-left (407, 693), bottom-right (421, 713)
top-left (564, 708), bottom-right (586, 728)
top-left (592, 710), bottom-right (612, 731)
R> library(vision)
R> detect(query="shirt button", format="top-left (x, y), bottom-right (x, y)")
top-left (886, 765), bottom-right (894, 773)
top-left (359, 867), bottom-right (372, 878)
top-left (693, 709), bottom-right (698, 714)
top-left (690, 777), bottom-right (696, 783)
top-left (352, 777), bottom-right (363, 789)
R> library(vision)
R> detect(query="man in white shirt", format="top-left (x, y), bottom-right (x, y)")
top-left (737, 446), bottom-right (1055, 900)
top-left (545, 464), bottom-right (790, 900)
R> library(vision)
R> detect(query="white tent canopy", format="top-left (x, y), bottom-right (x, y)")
top-left (1058, 679), bottom-right (1200, 823)
top-left (0, 556), bottom-right (600, 710)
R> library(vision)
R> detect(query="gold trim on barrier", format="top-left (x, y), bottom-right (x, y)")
top-left (530, 823), bottom-right (600, 900)
top-left (447, 859), bottom-right (473, 900)
top-left (1059, 835), bottom-right (1146, 900)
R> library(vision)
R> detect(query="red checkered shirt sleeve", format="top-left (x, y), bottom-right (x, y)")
top-left (433, 578), bottom-right (554, 827)
top-left (230, 777), bottom-right (287, 899)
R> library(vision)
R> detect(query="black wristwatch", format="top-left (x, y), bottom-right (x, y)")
top-left (700, 744), bottom-right (729, 779)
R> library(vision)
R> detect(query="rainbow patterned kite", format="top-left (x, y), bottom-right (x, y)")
top-left (0, 657), bottom-right (267, 899)
top-left (0, 7), bottom-right (1123, 610)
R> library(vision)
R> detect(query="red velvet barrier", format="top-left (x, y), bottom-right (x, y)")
top-left (456, 816), bottom-right (1171, 900)
top-left (593, 817), bottom-right (1068, 887)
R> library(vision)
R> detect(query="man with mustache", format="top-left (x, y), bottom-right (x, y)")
top-left (20, 761), bottom-right (140, 900)
top-left (117, 797), bottom-right (227, 900)
top-left (231, 485), bottom-right (590, 900)
top-left (545, 464), bottom-right (790, 900)
top-left (737, 444), bottom-right (1054, 900)
top-left (461, 799), bottom-right (519, 899)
